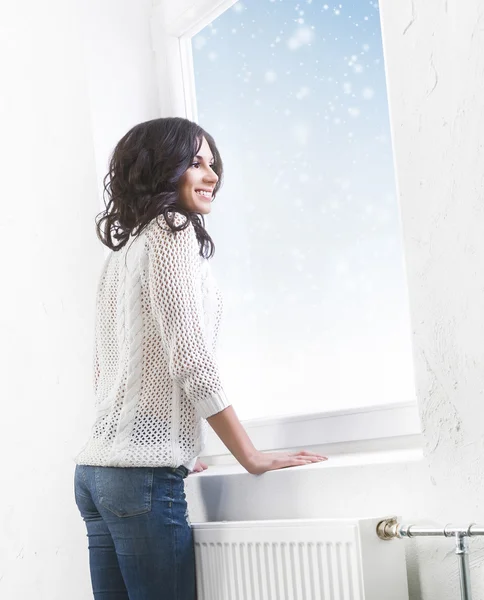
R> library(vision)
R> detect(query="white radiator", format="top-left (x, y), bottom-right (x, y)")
top-left (193, 517), bottom-right (409, 600)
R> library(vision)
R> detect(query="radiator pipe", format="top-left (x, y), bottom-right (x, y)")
top-left (376, 518), bottom-right (484, 600)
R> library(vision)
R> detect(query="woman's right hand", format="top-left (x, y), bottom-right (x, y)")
top-left (207, 406), bottom-right (328, 476)
top-left (244, 450), bottom-right (328, 475)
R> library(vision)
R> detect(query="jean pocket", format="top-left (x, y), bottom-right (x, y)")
top-left (95, 467), bottom-right (154, 518)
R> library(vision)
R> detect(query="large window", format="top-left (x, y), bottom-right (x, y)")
top-left (189, 0), bottom-right (415, 422)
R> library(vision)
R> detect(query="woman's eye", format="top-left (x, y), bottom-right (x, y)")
top-left (191, 162), bottom-right (216, 170)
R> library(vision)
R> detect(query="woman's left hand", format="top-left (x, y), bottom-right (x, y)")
top-left (191, 459), bottom-right (209, 474)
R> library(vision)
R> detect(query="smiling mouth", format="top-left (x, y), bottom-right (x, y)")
top-left (195, 189), bottom-right (213, 200)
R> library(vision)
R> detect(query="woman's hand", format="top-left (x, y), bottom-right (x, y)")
top-left (245, 450), bottom-right (328, 475)
top-left (190, 459), bottom-right (209, 474)
top-left (207, 406), bottom-right (328, 476)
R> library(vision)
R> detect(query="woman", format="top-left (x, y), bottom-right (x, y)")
top-left (74, 117), bottom-right (327, 600)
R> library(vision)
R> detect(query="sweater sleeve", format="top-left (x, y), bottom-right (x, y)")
top-left (145, 216), bottom-right (231, 419)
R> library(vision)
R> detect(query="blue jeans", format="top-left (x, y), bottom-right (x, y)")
top-left (74, 465), bottom-right (196, 600)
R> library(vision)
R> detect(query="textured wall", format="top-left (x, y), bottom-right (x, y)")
top-left (379, 0), bottom-right (484, 595)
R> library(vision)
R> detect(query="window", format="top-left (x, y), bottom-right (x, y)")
top-left (193, 0), bottom-right (415, 420)
top-left (151, 0), bottom-right (420, 453)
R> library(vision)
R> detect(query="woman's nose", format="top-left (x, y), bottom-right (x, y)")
top-left (205, 170), bottom-right (218, 184)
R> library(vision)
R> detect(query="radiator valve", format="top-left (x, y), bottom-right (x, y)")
top-left (376, 516), bottom-right (400, 540)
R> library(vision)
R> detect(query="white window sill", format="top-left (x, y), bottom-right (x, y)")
top-left (201, 400), bottom-right (422, 462)
top-left (185, 446), bottom-right (426, 523)
top-left (191, 447), bottom-right (424, 478)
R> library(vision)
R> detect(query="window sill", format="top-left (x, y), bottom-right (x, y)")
top-left (185, 446), bottom-right (426, 523)
top-left (192, 447), bottom-right (423, 478)
top-left (201, 400), bottom-right (422, 461)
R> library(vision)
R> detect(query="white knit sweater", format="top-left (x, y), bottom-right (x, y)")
top-left (75, 213), bottom-right (231, 469)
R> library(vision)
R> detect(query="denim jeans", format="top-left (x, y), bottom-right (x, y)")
top-left (74, 464), bottom-right (196, 600)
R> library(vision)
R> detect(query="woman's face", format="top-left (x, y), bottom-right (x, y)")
top-left (178, 137), bottom-right (218, 215)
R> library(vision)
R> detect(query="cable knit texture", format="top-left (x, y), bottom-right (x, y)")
top-left (76, 213), bottom-right (231, 468)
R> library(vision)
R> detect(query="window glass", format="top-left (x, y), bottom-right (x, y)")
top-left (193, 0), bottom-right (415, 419)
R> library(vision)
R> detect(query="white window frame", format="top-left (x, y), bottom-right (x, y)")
top-left (151, 0), bottom-right (239, 120)
top-left (150, 0), bottom-right (422, 458)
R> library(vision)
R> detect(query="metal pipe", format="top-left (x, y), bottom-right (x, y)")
top-left (376, 518), bottom-right (484, 600)
top-left (455, 533), bottom-right (472, 600)
top-left (377, 519), bottom-right (484, 540)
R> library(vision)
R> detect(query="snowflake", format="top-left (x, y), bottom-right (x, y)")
top-left (291, 247), bottom-right (306, 259)
top-left (362, 87), bottom-right (375, 99)
top-left (233, 2), bottom-right (245, 12)
top-left (193, 36), bottom-right (207, 51)
top-left (329, 196), bottom-right (340, 210)
top-left (296, 86), bottom-right (310, 100)
top-left (265, 70), bottom-right (277, 83)
top-left (287, 27), bottom-right (314, 50)
top-left (335, 260), bottom-right (349, 274)
top-left (291, 123), bottom-right (310, 145)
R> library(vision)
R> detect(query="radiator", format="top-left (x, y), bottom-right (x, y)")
top-left (193, 517), bottom-right (409, 600)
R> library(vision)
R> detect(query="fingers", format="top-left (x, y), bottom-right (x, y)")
top-left (290, 450), bottom-right (327, 460)
top-left (283, 456), bottom-right (327, 469)
top-left (192, 463), bottom-right (209, 473)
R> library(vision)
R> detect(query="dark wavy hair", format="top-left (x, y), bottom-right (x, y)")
top-left (95, 117), bottom-right (223, 258)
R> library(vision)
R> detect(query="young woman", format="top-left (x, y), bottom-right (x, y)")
top-left (74, 117), bottom-right (327, 600)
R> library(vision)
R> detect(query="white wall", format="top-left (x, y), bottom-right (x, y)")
top-left (382, 0), bottom-right (484, 591)
top-left (2, 0), bottom-right (483, 598)
top-left (78, 0), bottom-right (160, 201)
top-left (0, 0), bottom-right (158, 598)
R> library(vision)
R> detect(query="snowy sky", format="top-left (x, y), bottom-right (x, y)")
top-left (192, 1), bottom-right (415, 419)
